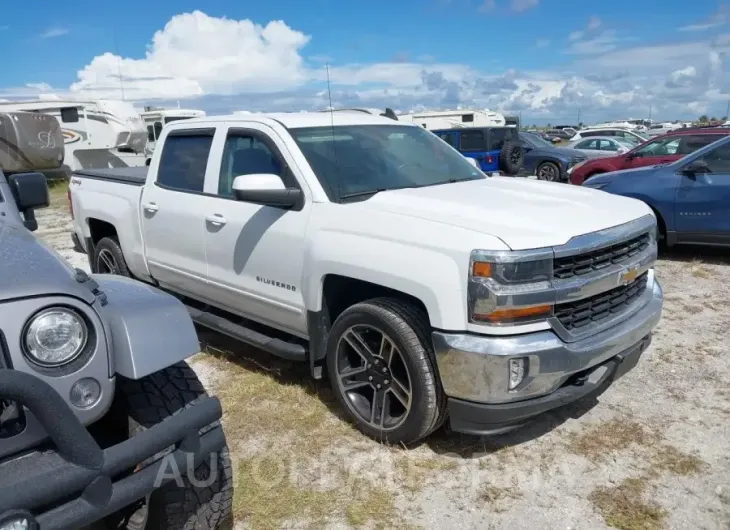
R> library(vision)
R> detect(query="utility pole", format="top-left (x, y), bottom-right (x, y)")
top-left (577, 108), bottom-right (581, 125)
top-left (649, 104), bottom-right (652, 121)
top-left (725, 100), bottom-right (729, 120)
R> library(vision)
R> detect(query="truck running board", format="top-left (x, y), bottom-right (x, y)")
top-left (185, 306), bottom-right (307, 362)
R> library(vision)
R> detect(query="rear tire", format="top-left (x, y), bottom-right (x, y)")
top-left (105, 362), bottom-right (234, 530)
top-left (93, 236), bottom-right (131, 277)
top-left (326, 298), bottom-right (446, 445)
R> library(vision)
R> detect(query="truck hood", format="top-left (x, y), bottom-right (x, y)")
top-left (359, 177), bottom-right (653, 250)
top-left (0, 221), bottom-right (96, 304)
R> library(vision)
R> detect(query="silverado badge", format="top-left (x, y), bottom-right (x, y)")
top-left (620, 267), bottom-right (640, 285)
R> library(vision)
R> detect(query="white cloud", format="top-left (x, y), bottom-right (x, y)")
top-left (509, 0), bottom-right (539, 12)
top-left (679, 4), bottom-right (729, 31)
top-left (70, 11), bottom-right (310, 99)
top-left (568, 31), bottom-right (584, 41)
top-left (0, 25), bottom-right (9, 31)
top-left (6, 10), bottom-right (730, 123)
top-left (535, 39), bottom-right (551, 48)
top-left (40, 27), bottom-right (69, 39)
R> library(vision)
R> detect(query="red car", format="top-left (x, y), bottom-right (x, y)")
top-left (569, 128), bottom-right (730, 185)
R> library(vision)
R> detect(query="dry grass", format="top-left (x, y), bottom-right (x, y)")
top-left (650, 445), bottom-right (706, 477)
top-left (479, 482), bottom-right (523, 512)
top-left (196, 342), bottom-right (411, 529)
top-left (566, 418), bottom-right (660, 460)
top-left (47, 179), bottom-right (69, 209)
top-left (589, 477), bottom-right (667, 530)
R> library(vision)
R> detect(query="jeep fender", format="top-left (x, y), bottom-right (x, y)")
top-left (93, 275), bottom-right (200, 380)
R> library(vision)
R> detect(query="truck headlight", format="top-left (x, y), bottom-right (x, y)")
top-left (469, 252), bottom-right (554, 325)
top-left (23, 308), bottom-right (88, 367)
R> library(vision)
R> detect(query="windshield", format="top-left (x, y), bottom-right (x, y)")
top-left (289, 125), bottom-right (484, 201)
top-left (521, 132), bottom-right (553, 149)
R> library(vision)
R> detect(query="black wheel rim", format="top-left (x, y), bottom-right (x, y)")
top-left (538, 164), bottom-right (558, 181)
top-left (510, 148), bottom-right (520, 165)
top-left (335, 325), bottom-right (412, 432)
top-left (97, 249), bottom-right (118, 274)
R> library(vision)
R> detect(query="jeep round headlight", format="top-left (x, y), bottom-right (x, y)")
top-left (24, 308), bottom-right (87, 366)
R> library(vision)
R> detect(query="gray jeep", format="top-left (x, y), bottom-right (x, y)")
top-left (0, 113), bottom-right (232, 530)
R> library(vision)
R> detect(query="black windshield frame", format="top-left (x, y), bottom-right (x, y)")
top-left (289, 124), bottom-right (484, 202)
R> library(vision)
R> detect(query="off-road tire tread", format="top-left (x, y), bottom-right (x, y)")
top-left (94, 236), bottom-right (132, 277)
top-left (329, 297), bottom-right (446, 444)
top-left (116, 362), bottom-right (233, 530)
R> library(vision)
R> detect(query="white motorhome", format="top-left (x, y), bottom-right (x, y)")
top-left (140, 108), bottom-right (206, 164)
top-left (0, 99), bottom-right (147, 171)
top-left (398, 109), bottom-right (507, 129)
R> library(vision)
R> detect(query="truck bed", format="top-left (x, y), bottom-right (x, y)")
top-left (74, 166), bottom-right (148, 186)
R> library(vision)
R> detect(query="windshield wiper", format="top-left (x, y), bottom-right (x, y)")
top-left (339, 185), bottom-right (419, 201)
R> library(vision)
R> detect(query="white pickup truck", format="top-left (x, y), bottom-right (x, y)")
top-left (69, 111), bottom-right (663, 444)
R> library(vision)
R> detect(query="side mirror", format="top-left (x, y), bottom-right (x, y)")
top-left (464, 157), bottom-right (479, 169)
top-left (232, 174), bottom-right (302, 209)
top-left (681, 159), bottom-right (709, 178)
top-left (7, 172), bottom-right (49, 231)
top-left (617, 147), bottom-right (628, 154)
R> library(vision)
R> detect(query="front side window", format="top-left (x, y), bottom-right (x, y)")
top-left (436, 132), bottom-right (458, 148)
top-left (290, 124), bottom-right (483, 200)
top-left (147, 125), bottom-right (155, 142)
top-left (633, 137), bottom-right (680, 157)
top-left (218, 133), bottom-right (283, 197)
top-left (696, 142), bottom-right (730, 173)
top-left (156, 131), bottom-right (213, 193)
top-left (577, 139), bottom-right (598, 150)
top-left (676, 135), bottom-right (722, 155)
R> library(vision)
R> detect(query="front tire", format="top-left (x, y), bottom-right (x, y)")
top-left (326, 298), bottom-right (446, 444)
top-left (104, 363), bottom-right (234, 529)
top-left (537, 161), bottom-right (561, 182)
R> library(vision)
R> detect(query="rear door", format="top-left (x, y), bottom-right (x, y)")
top-left (675, 141), bottom-right (730, 242)
top-left (459, 129), bottom-right (497, 172)
top-left (140, 127), bottom-right (213, 297)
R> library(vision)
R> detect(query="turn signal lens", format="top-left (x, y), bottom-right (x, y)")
top-left (472, 262), bottom-right (493, 277)
top-left (474, 304), bottom-right (552, 324)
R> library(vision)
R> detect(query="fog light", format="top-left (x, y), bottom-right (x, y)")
top-left (508, 358), bottom-right (527, 390)
top-left (70, 378), bottom-right (101, 409)
top-left (0, 511), bottom-right (37, 530)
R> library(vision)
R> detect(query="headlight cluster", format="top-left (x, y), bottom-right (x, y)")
top-left (469, 251), bottom-right (554, 325)
top-left (23, 307), bottom-right (88, 367)
top-left (567, 158), bottom-right (586, 174)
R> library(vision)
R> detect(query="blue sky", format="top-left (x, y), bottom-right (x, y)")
top-left (1, 0), bottom-right (729, 123)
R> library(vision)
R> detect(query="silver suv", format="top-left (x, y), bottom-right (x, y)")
top-left (0, 165), bottom-right (232, 530)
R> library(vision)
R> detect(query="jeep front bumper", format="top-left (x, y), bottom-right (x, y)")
top-left (0, 370), bottom-right (225, 530)
top-left (433, 275), bottom-right (663, 435)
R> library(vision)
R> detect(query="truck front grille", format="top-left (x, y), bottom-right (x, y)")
top-left (555, 272), bottom-right (649, 331)
top-left (553, 233), bottom-right (651, 280)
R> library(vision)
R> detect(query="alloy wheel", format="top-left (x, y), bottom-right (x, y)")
top-left (96, 249), bottom-right (119, 274)
top-left (335, 325), bottom-right (413, 431)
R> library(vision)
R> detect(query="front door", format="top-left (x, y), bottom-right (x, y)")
top-left (675, 141), bottom-right (730, 241)
top-left (622, 136), bottom-right (682, 170)
top-left (140, 127), bottom-right (213, 297)
top-left (200, 125), bottom-right (311, 337)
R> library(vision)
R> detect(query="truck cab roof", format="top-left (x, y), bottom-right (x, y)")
top-left (176, 112), bottom-right (413, 130)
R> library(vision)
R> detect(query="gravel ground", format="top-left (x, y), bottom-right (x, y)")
top-left (38, 201), bottom-right (729, 530)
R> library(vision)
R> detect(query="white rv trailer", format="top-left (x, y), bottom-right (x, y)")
top-left (140, 107), bottom-right (206, 164)
top-left (397, 109), bottom-right (507, 129)
top-left (0, 99), bottom-right (147, 171)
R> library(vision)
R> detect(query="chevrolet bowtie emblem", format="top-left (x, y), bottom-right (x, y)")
top-left (620, 268), bottom-right (639, 285)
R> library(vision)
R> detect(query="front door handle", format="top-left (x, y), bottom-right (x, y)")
top-left (143, 202), bottom-right (158, 212)
top-left (205, 214), bottom-right (227, 226)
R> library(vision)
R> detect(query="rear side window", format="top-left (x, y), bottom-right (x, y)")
top-left (460, 130), bottom-right (486, 151)
top-left (156, 131), bottom-right (213, 193)
top-left (489, 128), bottom-right (518, 150)
top-left (599, 139), bottom-right (618, 151)
top-left (60, 107), bottom-right (79, 123)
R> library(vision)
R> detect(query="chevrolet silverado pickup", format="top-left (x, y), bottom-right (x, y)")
top-left (69, 111), bottom-right (664, 444)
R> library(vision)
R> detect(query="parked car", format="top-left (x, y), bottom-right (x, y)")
top-left (68, 111), bottom-right (663, 445)
top-left (518, 131), bottom-right (588, 181)
top-left (432, 126), bottom-right (524, 174)
top-left (570, 128), bottom-right (730, 185)
top-left (570, 127), bottom-right (648, 145)
top-left (565, 136), bottom-right (636, 157)
top-left (0, 168), bottom-right (232, 529)
top-left (583, 134), bottom-right (730, 247)
top-left (545, 129), bottom-right (574, 141)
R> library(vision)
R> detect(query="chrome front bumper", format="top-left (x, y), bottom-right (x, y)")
top-left (433, 273), bottom-right (663, 405)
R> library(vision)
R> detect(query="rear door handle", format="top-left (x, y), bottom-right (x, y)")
top-left (205, 214), bottom-right (227, 226)
top-left (143, 202), bottom-right (158, 212)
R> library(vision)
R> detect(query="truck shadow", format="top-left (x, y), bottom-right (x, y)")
top-left (659, 244), bottom-right (730, 265)
top-left (196, 327), bottom-right (604, 455)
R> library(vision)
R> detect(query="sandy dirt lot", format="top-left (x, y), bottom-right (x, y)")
top-left (39, 193), bottom-right (729, 530)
